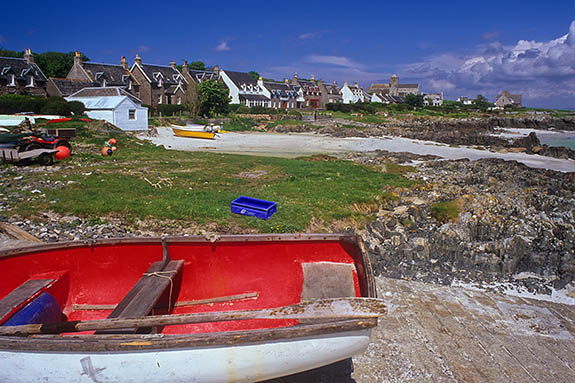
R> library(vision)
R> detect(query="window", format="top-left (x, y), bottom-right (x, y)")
top-left (7, 74), bottom-right (15, 86)
top-left (177, 97), bottom-right (182, 105)
top-left (129, 109), bottom-right (136, 120)
top-left (27, 76), bottom-right (34, 87)
top-left (158, 94), bottom-right (163, 104)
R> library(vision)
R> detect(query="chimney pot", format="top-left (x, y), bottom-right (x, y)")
top-left (213, 64), bottom-right (219, 72)
top-left (170, 60), bottom-right (177, 69)
top-left (23, 48), bottom-right (34, 64)
top-left (120, 56), bottom-right (128, 69)
top-left (134, 54), bottom-right (142, 65)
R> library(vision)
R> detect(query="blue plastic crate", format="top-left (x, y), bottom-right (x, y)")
top-left (231, 196), bottom-right (277, 220)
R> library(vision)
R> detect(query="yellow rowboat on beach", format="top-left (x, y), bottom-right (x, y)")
top-left (172, 128), bottom-right (215, 139)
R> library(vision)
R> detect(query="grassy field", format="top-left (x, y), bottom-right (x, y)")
top-left (1, 120), bottom-right (414, 234)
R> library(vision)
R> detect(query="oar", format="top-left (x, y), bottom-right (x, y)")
top-left (0, 297), bottom-right (386, 337)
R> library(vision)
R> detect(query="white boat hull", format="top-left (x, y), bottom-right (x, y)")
top-left (0, 329), bottom-right (371, 382)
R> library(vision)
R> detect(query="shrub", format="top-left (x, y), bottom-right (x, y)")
top-left (157, 104), bottom-right (187, 116)
top-left (0, 94), bottom-right (44, 114)
top-left (430, 200), bottom-right (460, 223)
top-left (287, 110), bottom-right (302, 118)
top-left (41, 97), bottom-right (72, 115)
top-left (67, 101), bottom-right (86, 116)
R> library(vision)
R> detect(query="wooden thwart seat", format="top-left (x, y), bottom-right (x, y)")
top-left (97, 260), bottom-right (183, 334)
top-left (0, 279), bottom-right (54, 324)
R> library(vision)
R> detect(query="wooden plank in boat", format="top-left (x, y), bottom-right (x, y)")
top-left (97, 260), bottom-right (183, 334)
top-left (0, 279), bottom-right (54, 324)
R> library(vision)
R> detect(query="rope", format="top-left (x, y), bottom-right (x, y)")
top-left (143, 271), bottom-right (175, 312)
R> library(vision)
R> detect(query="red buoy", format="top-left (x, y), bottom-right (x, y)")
top-left (54, 146), bottom-right (71, 160)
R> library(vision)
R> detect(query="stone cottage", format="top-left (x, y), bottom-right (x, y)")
top-left (291, 74), bottom-right (321, 108)
top-left (129, 55), bottom-right (186, 108)
top-left (318, 80), bottom-right (342, 106)
top-left (0, 49), bottom-right (48, 97)
top-left (260, 79), bottom-right (299, 110)
top-left (495, 91), bottom-right (522, 108)
top-left (65, 53), bottom-right (140, 97)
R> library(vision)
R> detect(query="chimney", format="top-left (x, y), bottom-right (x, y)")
top-left (181, 60), bottom-right (189, 76)
top-left (23, 49), bottom-right (34, 64)
top-left (134, 54), bottom-right (142, 66)
top-left (310, 74), bottom-right (315, 82)
top-left (73, 51), bottom-right (82, 66)
top-left (284, 78), bottom-right (289, 84)
top-left (333, 80), bottom-right (337, 85)
top-left (213, 64), bottom-right (219, 72)
top-left (257, 76), bottom-right (264, 87)
top-left (293, 73), bottom-right (299, 84)
top-left (354, 82), bottom-right (359, 88)
top-left (170, 60), bottom-right (177, 69)
top-left (344, 81), bottom-right (348, 86)
top-left (120, 56), bottom-right (128, 69)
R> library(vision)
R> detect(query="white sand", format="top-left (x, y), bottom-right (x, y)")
top-left (140, 127), bottom-right (575, 173)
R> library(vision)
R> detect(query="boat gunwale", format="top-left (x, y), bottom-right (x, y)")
top-left (0, 318), bottom-right (377, 352)
top-left (0, 234), bottom-right (378, 352)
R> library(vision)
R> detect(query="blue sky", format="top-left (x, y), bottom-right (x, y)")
top-left (1, 1), bottom-right (574, 108)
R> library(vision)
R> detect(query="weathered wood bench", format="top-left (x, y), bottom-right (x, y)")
top-left (97, 259), bottom-right (184, 334)
top-left (0, 279), bottom-right (55, 325)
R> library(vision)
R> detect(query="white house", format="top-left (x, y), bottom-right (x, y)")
top-left (219, 70), bottom-right (270, 107)
top-left (457, 96), bottom-right (473, 105)
top-left (423, 92), bottom-right (443, 107)
top-left (341, 82), bottom-right (366, 104)
top-left (66, 87), bottom-right (148, 131)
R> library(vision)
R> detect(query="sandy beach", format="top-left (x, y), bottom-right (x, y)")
top-left (140, 127), bottom-right (575, 173)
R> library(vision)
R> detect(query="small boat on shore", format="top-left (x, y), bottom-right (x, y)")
top-left (172, 127), bottom-right (216, 139)
top-left (0, 234), bottom-right (384, 382)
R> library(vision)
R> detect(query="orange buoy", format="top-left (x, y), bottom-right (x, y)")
top-left (54, 146), bottom-right (70, 160)
top-left (101, 147), bottom-right (113, 156)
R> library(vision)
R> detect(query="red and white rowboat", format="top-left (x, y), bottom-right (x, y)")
top-left (0, 234), bottom-right (383, 382)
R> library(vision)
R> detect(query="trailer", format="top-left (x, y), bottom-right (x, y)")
top-left (0, 148), bottom-right (58, 166)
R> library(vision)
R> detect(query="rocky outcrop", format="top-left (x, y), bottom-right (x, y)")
top-left (357, 155), bottom-right (575, 292)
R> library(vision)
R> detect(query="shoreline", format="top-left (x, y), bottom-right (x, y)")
top-left (140, 127), bottom-right (575, 173)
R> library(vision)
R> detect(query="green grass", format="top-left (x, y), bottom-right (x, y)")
top-left (3, 122), bottom-right (414, 233)
top-left (223, 117), bottom-right (258, 131)
top-left (430, 200), bottom-right (460, 223)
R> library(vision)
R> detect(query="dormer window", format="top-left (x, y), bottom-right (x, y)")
top-left (102, 79), bottom-right (107, 87)
top-left (27, 76), bottom-right (34, 87)
top-left (7, 74), bottom-right (15, 86)
top-left (158, 79), bottom-right (163, 87)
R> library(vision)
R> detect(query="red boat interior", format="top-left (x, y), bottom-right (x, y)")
top-left (0, 239), bottom-right (367, 334)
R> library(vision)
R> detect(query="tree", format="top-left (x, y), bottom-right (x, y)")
top-left (189, 61), bottom-right (206, 70)
top-left (473, 94), bottom-right (492, 110)
top-left (197, 80), bottom-right (230, 117)
top-left (0, 49), bottom-right (89, 78)
top-left (248, 71), bottom-right (260, 82)
top-left (404, 94), bottom-right (425, 108)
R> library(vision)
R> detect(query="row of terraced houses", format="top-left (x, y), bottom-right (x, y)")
top-left (1, 50), bottom-right (455, 111)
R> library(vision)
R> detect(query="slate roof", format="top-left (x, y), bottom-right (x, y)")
top-left (187, 69), bottom-right (219, 83)
top-left (373, 93), bottom-right (404, 104)
top-left (239, 94), bottom-right (269, 102)
top-left (82, 62), bottom-right (133, 86)
top-left (323, 83), bottom-right (341, 95)
top-left (0, 57), bottom-right (47, 82)
top-left (137, 63), bottom-right (182, 85)
top-left (49, 78), bottom-right (95, 97)
top-left (263, 81), bottom-right (298, 98)
top-left (224, 70), bottom-right (257, 86)
top-left (68, 87), bottom-right (142, 104)
top-left (398, 84), bottom-right (419, 89)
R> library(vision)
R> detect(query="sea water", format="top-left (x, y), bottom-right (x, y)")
top-left (539, 133), bottom-right (575, 150)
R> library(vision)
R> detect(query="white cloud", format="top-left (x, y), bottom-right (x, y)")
top-left (404, 20), bottom-right (575, 107)
top-left (299, 32), bottom-right (316, 40)
top-left (215, 40), bottom-right (231, 52)
top-left (305, 55), bottom-right (363, 69)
